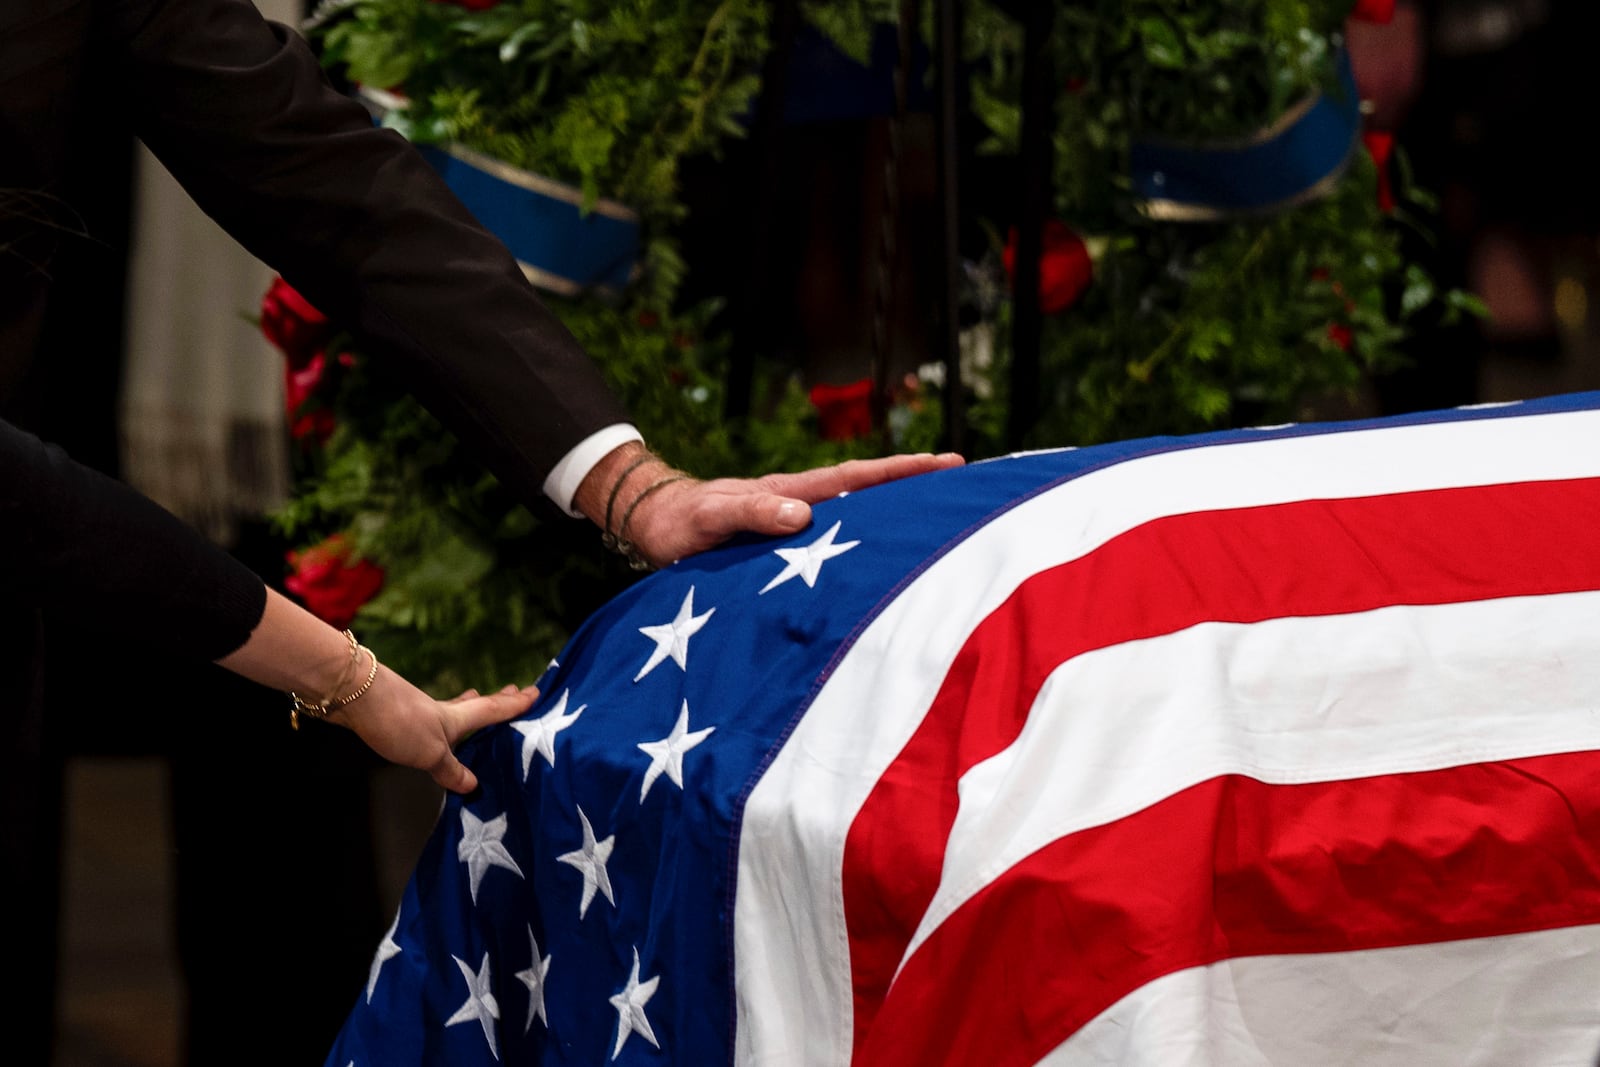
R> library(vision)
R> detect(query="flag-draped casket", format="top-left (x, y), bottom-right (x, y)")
top-left (327, 391), bottom-right (1600, 1066)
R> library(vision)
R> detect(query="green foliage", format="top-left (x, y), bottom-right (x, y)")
top-left (317, 0), bottom-right (770, 218)
top-left (282, 0), bottom-right (1474, 693)
top-left (1014, 167), bottom-right (1418, 447)
top-left (1098, 1), bottom-right (1350, 135)
top-left (869, 0), bottom-right (1471, 454)
top-left (287, 1), bottom-right (868, 691)
top-left (800, 1), bottom-right (903, 64)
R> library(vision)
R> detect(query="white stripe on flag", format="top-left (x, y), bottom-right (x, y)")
top-left (1044, 923), bottom-right (1600, 1066)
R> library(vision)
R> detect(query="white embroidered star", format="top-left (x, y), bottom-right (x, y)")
top-left (514, 925), bottom-right (552, 1034)
top-left (758, 519), bottom-right (860, 594)
top-left (633, 585), bottom-right (716, 684)
top-left (634, 586), bottom-right (716, 681)
top-left (556, 805), bottom-right (615, 919)
top-left (445, 952), bottom-right (501, 1060)
top-left (637, 700), bottom-right (715, 802)
top-left (608, 946), bottom-right (662, 1060)
top-left (458, 808), bottom-right (524, 904)
top-left (511, 689), bottom-right (585, 779)
top-left (365, 908), bottom-right (402, 1003)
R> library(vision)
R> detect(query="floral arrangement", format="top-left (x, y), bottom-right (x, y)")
top-left (266, 0), bottom-right (891, 693)
top-left (893, 0), bottom-right (1477, 451)
top-left (265, 0), bottom-right (1475, 693)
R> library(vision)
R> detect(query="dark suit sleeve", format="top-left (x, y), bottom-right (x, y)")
top-left (0, 417), bottom-right (267, 660)
top-left (99, 0), bottom-right (630, 513)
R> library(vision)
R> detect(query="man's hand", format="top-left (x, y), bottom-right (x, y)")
top-left (575, 443), bottom-right (964, 569)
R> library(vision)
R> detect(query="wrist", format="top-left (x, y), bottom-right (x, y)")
top-left (288, 631), bottom-right (379, 729)
top-left (574, 441), bottom-right (659, 530)
top-left (575, 441), bottom-right (695, 571)
top-left (613, 469), bottom-right (691, 570)
top-left (297, 629), bottom-right (362, 704)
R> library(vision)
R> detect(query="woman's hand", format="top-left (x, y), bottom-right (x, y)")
top-left (332, 668), bottom-right (538, 794)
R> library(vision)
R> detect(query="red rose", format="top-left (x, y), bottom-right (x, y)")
top-left (1003, 220), bottom-right (1095, 314)
top-left (283, 350), bottom-right (356, 442)
top-left (1362, 129), bottom-right (1396, 214)
top-left (284, 352), bottom-right (335, 442)
top-left (284, 351), bottom-right (327, 440)
top-left (284, 535), bottom-right (385, 630)
top-left (1349, 0), bottom-right (1395, 24)
top-left (260, 277), bottom-right (332, 370)
top-left (1327, 322), bottom-right (1354, 351)
top-left (808, 378), bottom-right (875, 442)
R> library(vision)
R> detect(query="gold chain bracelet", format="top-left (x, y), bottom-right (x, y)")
top-left (289, 630), bottom-right (380, 730)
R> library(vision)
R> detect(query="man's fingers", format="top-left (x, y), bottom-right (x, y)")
top-left (754, 495), bottom-right (811, 534)
top-left (680, 491), bottom-right (811, 549)
top-left (732, 454), bottom-right (962, 542)
top-left (762, 453), bottom-right (963, 502)
top-left (626, 453), bottom-right (964, 564)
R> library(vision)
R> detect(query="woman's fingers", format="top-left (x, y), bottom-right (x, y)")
top-left (432, 685), bottom-right (539, 792)
top-left (431, 752), bottom-right (479, 795)
top-left (449, 684), bottom-right (540, 741)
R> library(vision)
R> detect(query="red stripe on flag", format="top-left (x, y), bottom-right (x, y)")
top-left (857, 751), bottom-right (1600, 1066)
top-left (843, 477), bottom-right (1600, 1053)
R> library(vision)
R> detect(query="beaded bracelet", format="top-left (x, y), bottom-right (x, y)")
top-left (597, 445), bottom-right (689, 572)
top-left (601, 452), bottom-right (655, 545)
top-left (612, 472), bottom-right (690, 571)
top-left (289, 630), bottom-right (380, 730)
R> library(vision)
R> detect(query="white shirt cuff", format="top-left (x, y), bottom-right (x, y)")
top-left (543, 423), bottom-right (645, 517)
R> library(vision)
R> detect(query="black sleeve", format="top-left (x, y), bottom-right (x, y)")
top-left (98, 0), bottom-right (631, 513)
top-left (0, 417), bottom-right (267, 661)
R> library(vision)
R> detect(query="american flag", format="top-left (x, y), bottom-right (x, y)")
top-left (326, 391), bottom-right (1600, 1066)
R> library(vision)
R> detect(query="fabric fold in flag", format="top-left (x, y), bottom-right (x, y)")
top-left (327, 391), bottom-right (1600, 1067)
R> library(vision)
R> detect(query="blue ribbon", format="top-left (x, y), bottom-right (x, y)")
top-left (358, 89), bottom-right (640, 296)
top-left (1129, 51), bottom-right (1362, 220)
top-left (417, 143), bottom-right (640, 297)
